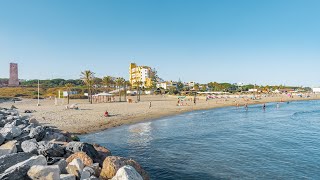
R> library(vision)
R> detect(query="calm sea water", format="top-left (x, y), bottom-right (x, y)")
top-left (80, 100), bottom-right (320, 180)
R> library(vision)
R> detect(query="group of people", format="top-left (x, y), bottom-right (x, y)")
top-left (236, 102), bottom-right (285, 111)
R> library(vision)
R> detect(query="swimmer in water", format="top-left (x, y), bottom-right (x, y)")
top-left (276, 103), bottom-right (280, 109)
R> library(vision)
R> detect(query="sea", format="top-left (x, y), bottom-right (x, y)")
top-left (81, 100), bottom-right (320, 180)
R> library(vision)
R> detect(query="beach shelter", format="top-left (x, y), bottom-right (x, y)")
top-left (92, 92), bottom-right (115, 103)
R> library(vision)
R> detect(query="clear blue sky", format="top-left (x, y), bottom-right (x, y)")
top-left (0, 0), bottom-right (319, 87)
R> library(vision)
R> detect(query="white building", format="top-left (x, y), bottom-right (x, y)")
top-left (188, 81), bottom-right (195, 88)
top-left (312, 88), bottom-right (320, 93)
top-left (248, 89), bottom-right (258, 92)
top-left (156, 81), bottom-right (178, 90)
top-left (140, 68), bottom-right (151, 87)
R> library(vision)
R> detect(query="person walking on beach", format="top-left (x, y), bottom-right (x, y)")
top-left (276, 103), bottom-right (280, 109)
top-left (149, 101), bottom-right (152, 109)
top-left (245, 103), bottom-right (248, 111)
top-left (263, 104), bottom-right (266, 111)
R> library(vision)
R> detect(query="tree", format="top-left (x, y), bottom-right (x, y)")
top-left (102, 76), bottom-right (114, 91)
top-left (150, 68), bottom-right (159, 89)
top-left (65, 83), bottom-right (73, 104)
top-left (124, 80), bottom-right (130, 101)
top-left (194, 83), bottom-right (200, 91)
top-left (93, 78), bottom-right (103, 86)
top-left (115, 77), bottom-right (125, 102)
top-left (201, 85), bottom-right (207, 92)
top-left (134, 80), bottom-right (143, 102)
top-left (81, 70), bottom-right (95, 104)
top-left (168, 87), bottom-right (178, 95)
top-left (177, 79), bottom-right (184, 91)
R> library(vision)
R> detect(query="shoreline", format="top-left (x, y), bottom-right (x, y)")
top-left (83, 97), bottom-right (320, 135)
top-left (1, 95), bottom-right (319, 135)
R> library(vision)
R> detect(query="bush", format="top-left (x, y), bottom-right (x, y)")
top-left (70, 94), bottom-right (87, 99)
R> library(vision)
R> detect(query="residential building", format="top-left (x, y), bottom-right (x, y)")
top-left (156, 81), bottom-right (178, 90)
top-left (188, 81), bottom-right (195, 88)
top-left (129, 63), bottom-right (153, 88)
top-left (312, 88), bottom-right (320, 93)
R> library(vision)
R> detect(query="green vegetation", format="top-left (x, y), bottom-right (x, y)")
top-left (0, 69), bottom-right (312, 99)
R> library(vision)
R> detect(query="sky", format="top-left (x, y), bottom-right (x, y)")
top-left (0, 0), bottom-right (319, 87)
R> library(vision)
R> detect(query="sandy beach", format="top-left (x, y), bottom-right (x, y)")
top-left (1, 94), bottom-right (319, 134)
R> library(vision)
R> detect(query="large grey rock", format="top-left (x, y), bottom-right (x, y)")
top-left (81, 170), bottom-right (91, 180)
top-left (0, 133), bottom-right (4, 145)
top-left (66, 158), bottom-right (84, 178)
top-left (17, 123), bottom-right (28, 130)
top-left (0, 120), bottom-right (6, 127)
top-left (0, 141), bottom-right (17, 156)
top-left (43, 131), bottom-right (68, 142)
top-left (66, 142), bottom-right (99, 160)
top-left (0, 131), bottom-right (13, 140)
top-left (27, 165), bottom-right (60, 180)
top-left (111, 165), bottom-right (143, 180)
top-left (5, 115), bottom-right (14, 121)
top-left (37, 141), bottom-right (65, 157)
top-left (21, 139), bottom-right (39, 154)
top-left (0, 124), bottom-right (22, 139)
top-left (87, 163), bottom-right (101, 177)
top-left (0, 155), bottom-right (47, 180)
top-left (81, 166), bottom-right (98, 180)
top-left (14, 133), bottom-right (32, 153)
top-left (0, 152), bottom-right (34, 173)
top-left (11, 119), bottom-right (24, 126)
top-left (23, 123), bottom-right (37, 133)
top-left (54, 159), bottom-right (68, 174)
top-left (29, 126), bottom-right (46, 141)
top-left (60, 174), bottom-right (76, 180)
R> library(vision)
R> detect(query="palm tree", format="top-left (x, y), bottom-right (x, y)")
top-left (124, 80), bottom-right (130, 102)
top-left (65, 83), bottom-right (73, 104)
top-left (81, 70), bottom-right (95, 104)
top-left (135, 80), bottom-right (143, 102)
top-left (115, 77), bottom-right (124, 102)
top-left (102, 76), bottom-right (113, 92)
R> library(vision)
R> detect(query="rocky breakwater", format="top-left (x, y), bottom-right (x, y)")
top-left (0, 107), bottom-right (149, 180)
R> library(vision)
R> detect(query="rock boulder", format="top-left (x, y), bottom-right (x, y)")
top-left (0, 141), bottom-right (17, 156)
top-left (0, 133), bottom-right (4, 145)
top-left (66, 158), bottom-right (84, 178)
top-left (111, 165), bottom-right (143, 180)
top-left (0, 152), bottom-right (34, 173)
top-left (27, 165), bottom-right (60, 180)
top-left (66, 152), bottom-right (93, 167)
top-left (54, 159), bottom-right (68, 174)
top-left (60, 174), bottom-right (76, 180)
top-left (66, 142), bottom-right (99, 160)
top-left (21, 139), bottom-right (38, 154)
top-left (29, 126), bottom-right (46, 141)
top-left (37, 141), bottom-right (65, 157)
top-left (0, 125), bottom-right (22, 139)
top-left (0, 155), bottom-right (47, 180)
top-left (100, 156), bottom-right (149, 180)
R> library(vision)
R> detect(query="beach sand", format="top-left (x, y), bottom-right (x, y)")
top-left (1, 94), bottom-right (319, 134)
